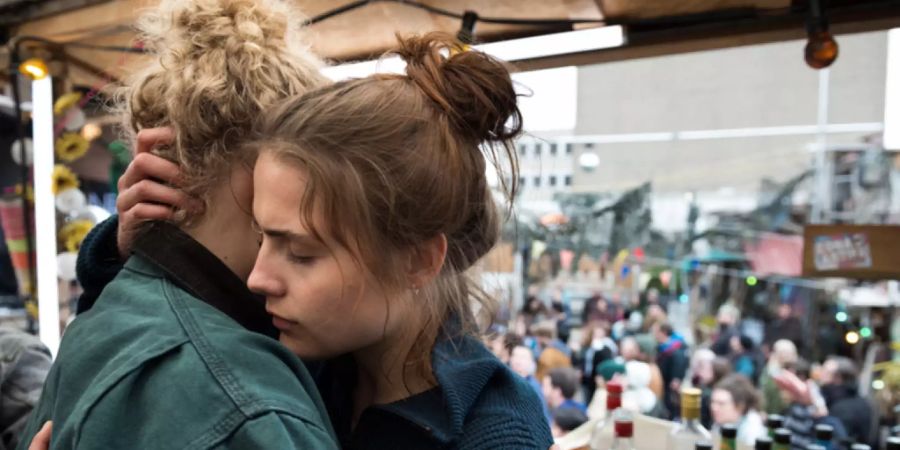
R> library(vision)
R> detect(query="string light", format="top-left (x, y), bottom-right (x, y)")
top-left (845, 331), bottom-right (860, 345)
top-left (18, 58), bottom-right (49, 80)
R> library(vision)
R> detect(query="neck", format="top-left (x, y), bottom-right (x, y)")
top-left (350, 309), bottom-right (436, 423)
top-left (182, 168), bottom-right (256, 281)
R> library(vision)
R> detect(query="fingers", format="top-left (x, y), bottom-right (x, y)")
top-left (118, 152), bottom-right (182, 193)
top-left (116, 179), bottom-right (192, 215)
top-left (135, 127), bottom-right (175, 155)
top-left (28, 421), bottom-right (52, 450)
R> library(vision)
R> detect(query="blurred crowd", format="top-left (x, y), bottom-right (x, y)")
top-left (485, 293), bottom-right (887, 450)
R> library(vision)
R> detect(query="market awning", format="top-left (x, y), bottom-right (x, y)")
top-left (5, 0), bottom-right (900, 88)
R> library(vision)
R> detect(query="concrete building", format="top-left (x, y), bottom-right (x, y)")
top-left (513, 30), bottom-right (891, 233)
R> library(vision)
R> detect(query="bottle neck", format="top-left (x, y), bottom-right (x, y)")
top-left (681, 406), bottom-right (701, 422)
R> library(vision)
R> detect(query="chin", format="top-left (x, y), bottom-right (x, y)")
top-left (279, 335), bottom-right (334, 361)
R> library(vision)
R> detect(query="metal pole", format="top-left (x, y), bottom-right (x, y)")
top-left (812, 69), bottom-right (831, 223)
top-left (8, 49), bottom-right (37, 317)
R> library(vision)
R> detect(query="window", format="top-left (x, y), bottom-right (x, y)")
top-left (533, 176), bottom-right (542, 187)
top-left (549, 175), bottom-right (557, 187)
top-left (584, 142), bottom-right (595, 149)
top-left (565, 143), bottom-right (573, 155)
top-left (518, 144), bottom-right (527, 157)
top-left (564, 175), bottom-right (572, 186)
top-left (550, 143), bottom-right (558, 156)
top-left (519, 176), bottom-right (526, 187)
top-left (534, 144), bottom-right (542, 157)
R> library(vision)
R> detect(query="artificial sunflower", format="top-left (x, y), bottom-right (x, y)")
top-left (53, 92), bottom-right (83, 116)
top-left (59, 219), bottom-right (94, 252)
top-left (13, 183), bottom-right (34, 202)
top-left (55, 133), bottom-right (90, 162)
top-left (52, 165), bottom-right (79, 195)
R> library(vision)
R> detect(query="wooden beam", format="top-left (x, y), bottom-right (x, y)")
top-left (1, 0), bottom-right (117, 27)
top-left (513, 3), bottom-right (900, 71)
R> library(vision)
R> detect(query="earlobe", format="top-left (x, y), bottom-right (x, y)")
top-left (409, 234), bottom-right (448, 287)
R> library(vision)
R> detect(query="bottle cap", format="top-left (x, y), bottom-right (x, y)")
top-left (886, 436), bottom-right (900, 450)
top-left (695, 441), bottom-right (713, 450)
top-left (755, 436), bottom-right (772, 450)
top-left (681, 387), bottom-right (702, 409)
top-left (614, 419), bottom-right (633, 438)
top-left (722, 424), bottom-right (738, 439)
top-left (766, 414), bottom-right (784, 429)
top-left (774, 428), bottom-right (791, 444)
top-left (814, 424), bottom-right (833, 439)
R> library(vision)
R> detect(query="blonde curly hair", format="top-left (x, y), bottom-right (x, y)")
top-left (118, 0), bottom-right (329, 221)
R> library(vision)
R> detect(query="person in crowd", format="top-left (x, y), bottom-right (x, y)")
top-left (533, 321), bottom-right (573, 382)
top-left (550, 408), bottom-right (588, 439)
top-left (522, 296), bottom-right (548, 332)
top-left (577, 321), bottom-right (617, 403)
top-left (621, 360), bottom-right (667, 419)
top-left (19, 1), bottom-right (338, 448)
top-left (819, 356), bottom-right (874, 447)
top-left (487, 330), bottom-right (522, 365)
top-left (620, 335), bottom-right (664, 401)
top-left (581, 294), bottom-right (609, 325)
top-left (0, 327), bottom-right (52, 450)
top-left (774, 360), bottom-right (847, 450)
top-left (642, 303), bottom-right (668, 334)
top-left (653, 321), bottom-right (689, 417)
top-left (587, 359), bottom-right (626, 420)
top-left (612, 309), bottom-right (644, 341)
top-left (710, 374), bottom-right (767, 448)
top-left (510, 345), bottom-right (551, 422)
top-left (730, 335), bottom-right (759, 381)
top-left (688, 348), bottom-right (719, 429)
top-left (764, 303), bottom-right (805, 356)
top-left (550, 301), bottom-right (571, 345)
top-left (711, 303), bottom-right (741, 357)
top-left (761, 339), bottom-right (798, 414)
top-left (543, 367), bottom-right (588, 416)
top-left (30, 30), bottom-right (557, 449)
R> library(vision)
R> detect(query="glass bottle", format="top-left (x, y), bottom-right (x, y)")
top-left (667, 388), bottom-right (711, 450)
top-left (590, 380), bottom-right (624, 450)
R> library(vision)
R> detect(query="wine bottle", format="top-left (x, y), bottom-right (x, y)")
top-left (590, 380), bottom-right (624, 450)
top-left (667, 388), bottom-right (711, 450)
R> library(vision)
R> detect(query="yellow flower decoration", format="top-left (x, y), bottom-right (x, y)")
top-left (59, 219), bottom-right (94, 252)
top-left (52, 165), bottom-right (79, 195)
top-left (54, 92), bottom-right (83, 116)
top-left (55, 133), bottom-right (90, 162)
top-left (13, 183), bottom-right (34, 203)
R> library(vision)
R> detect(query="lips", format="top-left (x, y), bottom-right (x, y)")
top-left (267, 310), bottom-right (298, 331)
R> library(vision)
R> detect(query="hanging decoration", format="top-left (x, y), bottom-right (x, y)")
top-left (51, 165), bottom-right (80, 195)
top-left (55, 133), bottom-right (90, 162)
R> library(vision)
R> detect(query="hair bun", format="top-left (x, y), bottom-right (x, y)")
top-left (394, 33), bottom-right (523, 143)
top-left (139, 0), bottom-right (299, 58)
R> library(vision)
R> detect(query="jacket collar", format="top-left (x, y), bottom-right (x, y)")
top-left (131, 222), bottom-right (277, 339)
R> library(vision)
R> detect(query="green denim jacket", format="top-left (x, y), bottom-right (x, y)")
top-left (18, 227), bottom-right (337, 450)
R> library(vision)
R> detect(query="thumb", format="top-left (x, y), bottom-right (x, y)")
top-left (28, 421), bottom-right (53, 450)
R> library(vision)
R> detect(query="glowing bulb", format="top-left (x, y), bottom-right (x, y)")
top-left (679, 294), bottom-right (689, 303)
top-left (746, 276), bottom-right (758, 286)
top-left (845, 331), bottom-right (860, 345)
top-left (860, 327), bottom-right (872, 339)
top-left (18, 58), bottom-right (49, 80)
top-left (835, 312), bottom-right (848, 322)
top-left (81, 122), bottom-right (103, 141)
top-left (872, 380), bottom-right (885, 390)
top-left (805, 31), bottom-right (839, 69)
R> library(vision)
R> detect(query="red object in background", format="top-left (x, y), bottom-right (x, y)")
top-left (632, 247), bottom-right (645, 263)
top-left (745, 233), bottom-right (804, 277)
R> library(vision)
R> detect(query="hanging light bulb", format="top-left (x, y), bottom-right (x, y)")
top-left (18, 58), bottom-right (49, 80)
top-left (804, 0), bottom-right (838, 69)
top-left (805, 30), bottom-right (839, 69)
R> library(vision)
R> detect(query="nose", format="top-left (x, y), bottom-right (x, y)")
top-left (247, 248), bottom-right (285, 298)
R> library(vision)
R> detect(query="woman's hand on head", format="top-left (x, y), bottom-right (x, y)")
top-left (116, 127), bottom-right (196, 259)
top-left (28, 421), bottom-right (52, 450)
